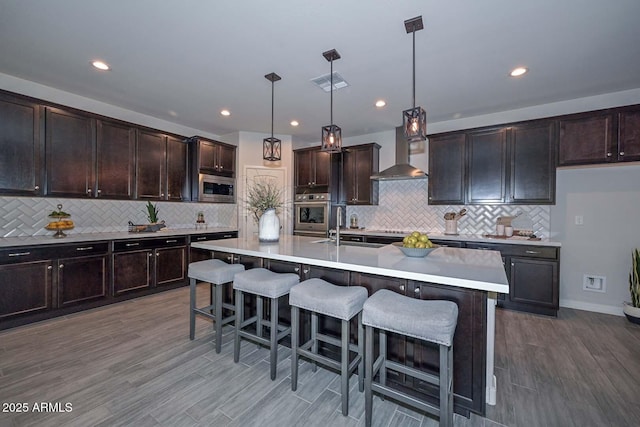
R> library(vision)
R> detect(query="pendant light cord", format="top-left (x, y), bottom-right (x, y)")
top-left (412, 24), bottom-right (416, 109)
top-left (330, 58), bottom-right (334, 125)
top-left (271, 79), bottom-right (275, 139)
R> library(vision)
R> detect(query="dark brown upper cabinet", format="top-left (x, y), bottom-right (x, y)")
top-left (96, 120), bottom-right (136, 199)
top-left (428, 133), bottom-right (466, 205)
top-left (294, 147), bottom-right (331, 189)
top-left (45, 107), bottom-right (96, 198)
top-left (136, 130), bottom-right (167, 200)
top-left (342, 143), bottom-right (380, 205)
top-left (509, 121), bottom-right (556, 204)
top-left (428, 120), bottom-right (556, 205)
top-left (467, 128), bottom-right (508, 204)
top-left (197, 138), bottom-right (235, 177)
top-left (558, 104), bottom-right (640, 165)
top-left (0, 92), bottom-right (43, 196)
top-left (167, 135), bottom-right (189, 201)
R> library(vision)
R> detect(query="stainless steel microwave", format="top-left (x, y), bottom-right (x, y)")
top-left (198, 174), bottom-right (235, 203)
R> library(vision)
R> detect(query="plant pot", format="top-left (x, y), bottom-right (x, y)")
top-left (258, 208), bottom-right (280, 242)
top-left (623, 302), bottom-right (640, 325)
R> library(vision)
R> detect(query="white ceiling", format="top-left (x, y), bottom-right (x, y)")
top-left (1, 0), bottom-right (640, 143)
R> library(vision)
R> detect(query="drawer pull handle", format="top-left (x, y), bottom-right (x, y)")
top-left (525, 250), bottom-right (540, 254)
top-left (399, 284), bottom-right (405, 291)
top-left (126, 243), bottom-right (140, 247)
top-left (223, 234), bottom-right (232, 238)
top-left (76, 246), bottom-right (94, 251)
top-left (166, 239), bottom-right (177, 243)
top-left (196, 237), bottom-right (207, 241)
top-left (8, 251), bottom-right (31, 257)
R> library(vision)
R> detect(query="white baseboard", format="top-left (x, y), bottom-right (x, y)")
top-left (560, 299), bottom-right (624, 316)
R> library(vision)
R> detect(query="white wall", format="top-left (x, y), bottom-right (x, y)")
top-left (550, 164), bottom-right (640, 315)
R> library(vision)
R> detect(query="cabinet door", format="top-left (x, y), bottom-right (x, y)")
top-left (113, 250), bottom-right (152, 295)
top-left (0, 94), bottom-right (43, 195)
top-left (217, 143), bottom-right (235, 177)
top-left (45, 107), bottom-right (95, 197)
top-left (136, 130), bottom-right (166, 199)
top-left (0, 260), bottom-right (52, 319)
top-left (155, 246), bottom-right (186, 286)
top-left (57, 254), bottom-right (107, 306)
top-left (618, 108), bottom-right (640, 162)
top-left (428, 133), bottom-right (466, 205)
top-left (410, 281), bottom-right (487, 415)
top-left (167, 136), bottom-right (189, 201)
top-left (199, 140), bottom-right (217, 172)
top-left (344, 145), bottom-right (379, 205)
top-left (509, 122), bottom-right (555, 204)
top-left (294, 149), bottom-right (313, 187)
top-left (558, 112), bottom-right (614, 165)
top-left (467, 128), bottom-right (507, 204)
top-left (313, 150), bottom-right (331, 187)
top-left (509, 257), bottom-right (558, 310)
top-left (96, 120), bottom-right (135, 199)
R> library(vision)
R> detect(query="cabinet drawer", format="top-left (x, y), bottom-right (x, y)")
top-left (54, 242), bottom-right (109, 258)
top-left (190, 231), bottom-right (238, 243)
top-left (0, 246), bottom-right (54, 264)
top-left (430, 239), bottom-right (464, 248)
top-left (113, 236), bottom-right (187, 252)
top-left (465, 242), bottom-right (557, 259)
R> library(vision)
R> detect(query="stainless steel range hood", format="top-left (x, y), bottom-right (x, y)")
top-left (370, 126), bottom-right (427, 181)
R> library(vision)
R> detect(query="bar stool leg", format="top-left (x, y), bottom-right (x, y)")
top-left (270, 296), bottom-right (278, 380)
top-left (234, 289), bottom-right (243, 363)
top-left (214, 283), bottom-right (223, 353)
top-left (357, 311), bottom-right (364, 392)
top-left (365, 325), bottom-right (374, 427)
top-left (311, 311), bottom-right (318, 372)
top-left (440, 343), bottom-right (454, 427)
top-left (380, 330), bottom-right (387, 388)
top-left (189, 278), bottom-right (197, 340)
top-left (341, 318), bottom-right (349, 416)
top-left (291, 306), bottom-right (299, 391)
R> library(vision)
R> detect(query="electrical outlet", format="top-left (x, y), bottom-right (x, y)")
top-left (583, 275), bottom-right (606, 293)
top-left (575, 215), bottom-right (584, 225)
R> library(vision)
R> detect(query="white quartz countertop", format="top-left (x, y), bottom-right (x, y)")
top-left (0, 227), bottom-right (238, 248)
top-left (191, 235), bottom-right (509, 294)
top-left (341, 229), bottom-right (561, 247)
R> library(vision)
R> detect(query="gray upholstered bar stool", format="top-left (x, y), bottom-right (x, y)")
top-left (188, 259), bottom-right (245, 353)
top-left (289, 278), bottom-right (368, 416)
top-left (233, 268), bottom-right (299, 380)
top-left (362, 289), bottom-right (458, 427)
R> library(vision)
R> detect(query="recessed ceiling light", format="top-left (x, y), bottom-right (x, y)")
top-left (375, 100), bottom-right (386, 108)
top-left (91, 60), bottom-right (110, 71)
top-left (510, 67), bottom-right (528, 77)
top-left (290, 120), bottom-right (299, 127)
top-left (220, 109), bottom-right (231, 116)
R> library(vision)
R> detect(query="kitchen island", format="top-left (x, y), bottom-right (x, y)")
top-left (191, 235), bottom-right (508, 416)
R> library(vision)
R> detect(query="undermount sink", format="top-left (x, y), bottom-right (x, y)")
top-left (310, 239), bottom-right (384, 248)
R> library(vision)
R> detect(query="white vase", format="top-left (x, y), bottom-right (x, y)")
top-left (259, 208), bottom-right (280, 242)
top-left (623, 301), bottom-right (640, 325)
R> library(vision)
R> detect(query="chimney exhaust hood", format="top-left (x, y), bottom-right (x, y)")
top-left (370, 126), bottom-right (428, 181)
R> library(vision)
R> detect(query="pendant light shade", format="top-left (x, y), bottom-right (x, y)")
top-left (402, 16), bottom-right (427, 142)
top-left (320, 49), bottom-right (342, 153)
top-left (263, 72), bottom-right (282, 161)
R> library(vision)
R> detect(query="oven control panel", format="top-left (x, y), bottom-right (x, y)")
top-left (294, 193), bottom-right (330, 202)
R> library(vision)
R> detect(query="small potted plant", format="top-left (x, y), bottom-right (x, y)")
top-left (624, 248), bottom-right (640, 324)
top-left (245, 176), bottom-right (283, 242)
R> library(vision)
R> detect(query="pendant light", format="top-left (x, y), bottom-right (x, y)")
top-left (402, 16), bottom-right (427, 142)
top-left (320, 49), bottom-right (342, 153)
top-left (263, 72), bottom-right (282, 161)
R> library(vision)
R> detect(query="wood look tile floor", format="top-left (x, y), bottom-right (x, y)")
top-left (1, 285), bottom-right (639, 427)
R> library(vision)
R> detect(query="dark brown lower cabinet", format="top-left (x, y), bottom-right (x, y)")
top-left (0, 242), bottom-right (109, 327)
top-left (112, 237), bottom-right (187, 296)
top-left (508, 257), bottom-right (558, 314)
top-left (189, 231), bottom-right (238, 263)
top-left (58, 253), bottom-right (108, 307)
top-left (0, 260), bottom-right (52, 320)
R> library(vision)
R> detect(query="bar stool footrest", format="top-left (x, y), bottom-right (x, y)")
top-left (371, 382), bottom-right (441, 418)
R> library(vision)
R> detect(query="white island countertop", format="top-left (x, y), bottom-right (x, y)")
top-left (191, 235), bottom-right (509, 294)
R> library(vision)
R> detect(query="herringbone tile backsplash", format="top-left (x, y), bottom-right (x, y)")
top-left (0, 197), bottom-right (237, 237)
top-left (347, 180), bottom-right (550, 237)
